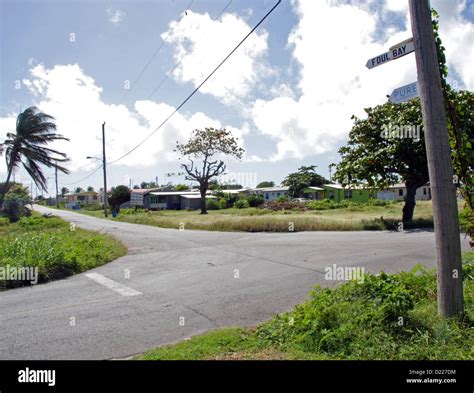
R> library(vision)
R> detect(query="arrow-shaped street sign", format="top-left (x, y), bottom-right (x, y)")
top-left (390, 81), bottom-right (419, 103)
top-left (366, 38), bottom-right (415, 69)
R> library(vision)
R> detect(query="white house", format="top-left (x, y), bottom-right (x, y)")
top-left (249, 186), bottom-right (290, 202)
top-left (377, 183), bottom-right (431, 201)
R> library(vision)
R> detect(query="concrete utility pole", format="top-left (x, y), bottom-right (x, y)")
top-left (409, 0), bottom-right (464, 317)
top-left (102, 122), bottom-right (108, 217)
top-left (55, 162), bottom-right (59, 209)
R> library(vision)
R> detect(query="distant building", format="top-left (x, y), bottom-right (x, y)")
top-left (65, 191), bottom-right (99, 208)
top-left (377, 183), bottom-right (431, 201)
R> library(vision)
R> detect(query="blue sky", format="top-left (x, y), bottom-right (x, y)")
top-left (0, 0), bottom-right (473, 194)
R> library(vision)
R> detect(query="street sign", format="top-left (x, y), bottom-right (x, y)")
top-left (390, 81), bottom-right (419, 103)
top-left (366, 38), bottom-right (415, 69)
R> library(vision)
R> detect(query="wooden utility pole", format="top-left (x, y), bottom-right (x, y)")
top-left (55, 162), bottom-right (59, 209)
top-left (102, 122), bottom-right (108, 217)
top-left (409, 0), bottom-right (464, 317)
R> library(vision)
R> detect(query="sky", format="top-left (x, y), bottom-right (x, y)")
top-left (0, 0), bottom-right (473, 195)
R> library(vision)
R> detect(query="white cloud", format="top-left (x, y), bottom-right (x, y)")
top-left (0, 64), bottom-right (246, 177)
top-left (251, 0), bottom-right (417, 161)
top-left (385, 0), bottom-right (408, 13)
top-left (107, 8), bottom-right (125, 25)
top-left (161, 10), bottom-right (271, 105)
top-left (250, 0), bottom-right (474, 161)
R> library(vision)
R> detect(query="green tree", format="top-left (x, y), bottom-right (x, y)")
top-left (74, 187), bottom-right (83, 194)
top-left (176, 127), bottom-right (244, 214)
top-left (333, 11), bottom-right (473, 224)
top-left (0, 107), bottom-right (69, 207)
top-left (175, 184), bottom-right (189, 191)
top-left (87, 186), bottom-right (94, 192)
top-left (334, 101), bottom-right (428, 222)
top-left (256, 181), bottom-right (275, 188)
top-left (2, 184), bottom-right (31, 222)
top-left (60, 186), bottom-right (69, 197)
top-left (282, 165), bottom-right (328, 198)
top-left (107, 185), bottom-right (131, 213)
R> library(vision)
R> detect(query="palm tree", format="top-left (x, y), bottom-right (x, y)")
top-left (0, 107), bottom-right (70, 207)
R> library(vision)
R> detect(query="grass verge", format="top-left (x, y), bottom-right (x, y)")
top-left (0, 213), bottom-right (127, 290)
top-left (72, 201), bottom-right (438, 232)
top-left (138, 252), bottom-right (474, 360)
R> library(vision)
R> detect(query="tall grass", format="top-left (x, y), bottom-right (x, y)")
top-left (0, 215), bottom-right (126, 290)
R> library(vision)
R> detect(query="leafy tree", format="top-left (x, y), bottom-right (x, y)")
top-left (87, 186), bottom-right (95, 192)
top-left (0, 107), bottom-right (69, 207)
top-left (140, 181), bottom-right (158, 189)
top-left (60, 187), bottom-right (69, 197)
top-left (175, 184), bottom-right (189, 191)
top-left (282, 165), bottom-right (328, 198)
top-left (256, 181), bottom-right (275, 188)
top-left (333, 11), bottom-right (473, 225)
top-left (74, 187), bottom-right (83, 193)
top-left (1, 184), bottom-right (31, 222)
top-left (107, 185), bottom-right (131, 213)
top-left (176, 127), bottom-right (244, 214)
top-left (334, 101), bottom-right (428, 223)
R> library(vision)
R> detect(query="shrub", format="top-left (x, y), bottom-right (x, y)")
top-left (218, 198), bottom-right (228, 209)
top-left (235, 199), bottom-right (250, 209)
top-left (206, 199), bottom-right (221, 210)
top-left (0, 217), bottom-right (9, 226)
top-left (276, 195), bottom-right (288, 203)
top-left (1, 198), bottom-right (32, 223)
top-left (263, 200), bottom-right (307, 211)
top-left (247, 194), bottom-right (264, 207)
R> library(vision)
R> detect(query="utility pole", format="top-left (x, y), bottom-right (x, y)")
top-left (102, 122), bottom-right (108, 217)
top-left (55, 162), bottom-right (59, 209)
top-left (409, 0), bottom-right (463, 317)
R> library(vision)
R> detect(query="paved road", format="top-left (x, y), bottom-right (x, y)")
top-left (0, 206), bottom-right (469, 359)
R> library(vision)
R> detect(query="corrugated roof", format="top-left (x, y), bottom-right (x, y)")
top-left (181, 194), bottom-right (217, 199)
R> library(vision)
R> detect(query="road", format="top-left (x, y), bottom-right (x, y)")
top-left (0, 205), bottom-right (469, 359)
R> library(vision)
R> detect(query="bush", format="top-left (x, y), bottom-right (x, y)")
top-left (276, 195), bottom-right (288, 203)
top-left (235, 199), bottom-right (250, 209)
top-left (0, 217), bottom-right (9, 226)
top-left (247, 194), bottom-right (264, 207)
top-left (206, 199), bottom-right (221, 210)
top-left (263, 200), bottom-right (307, 211)
top-left (257, 262), bottom-right (474, 359)
top-left (218, 198), bottom-right (228, 209)
top-left (1, 198), bottom-right (31, 222)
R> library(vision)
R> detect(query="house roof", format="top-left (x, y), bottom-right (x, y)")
top-left (305, 186), bottom-right (324, 191)
top-left (219, 188), bottom-right (249, 194)
top-left (181, 194), bottom-right (216, 199)
top-left (149, 191), bottom-right (198, 196)
top-left (323, 183), bottom-right (368, 190)
top-left (249, 186), bottom-right (289, 192)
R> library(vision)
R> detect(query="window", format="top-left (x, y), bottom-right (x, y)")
top-left (277, 192), bottom-right (280, 197)
top-left (329, 191), bottom-right (334, 199)
top-left (344, 190), bottom-right (353, 198)
top-left (398, 189), bottom-right (404, 196)
top-left (423, 188), bottom-right (427, 195)
top-left (265, 193), bottom-right (269, 199)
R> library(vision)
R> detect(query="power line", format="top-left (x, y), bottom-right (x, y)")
top-left (63, 164), bottom-right (102, 186)
top-left (146, 0), bottom-right (233, 101)
top-left (109, 0), bottom-right (281, 165)
top-left (119, 0), bottom-right (195, 105)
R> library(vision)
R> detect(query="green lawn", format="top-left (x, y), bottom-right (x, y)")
top-left (0, 212), bottom-right (126, 290)
top-left (138, 252), bottom-right (474, 360)
top-left (67, 201), bottom-right (440, 232)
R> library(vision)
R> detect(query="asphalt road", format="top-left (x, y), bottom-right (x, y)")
top-left (0, 205), bottom-right (469, 360)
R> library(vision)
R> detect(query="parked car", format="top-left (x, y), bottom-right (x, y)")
top-left (291, 198), bottom-right (310, 203)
